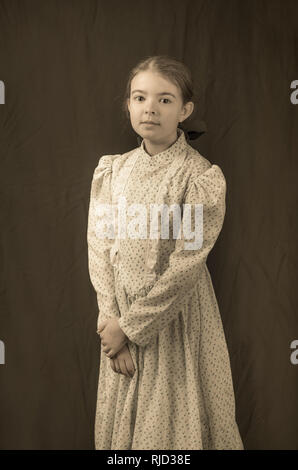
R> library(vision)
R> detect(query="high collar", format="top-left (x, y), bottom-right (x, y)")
top-left (139, 127), bottom-right (187, 163)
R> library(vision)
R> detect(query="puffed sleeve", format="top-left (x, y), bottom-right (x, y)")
top-left (87, 154), bottom-right (120, 329)
top-left (117, 163), bottom-right (227, 346)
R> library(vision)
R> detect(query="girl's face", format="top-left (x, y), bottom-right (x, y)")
top-left (127, 70), bottom-right (193, 144)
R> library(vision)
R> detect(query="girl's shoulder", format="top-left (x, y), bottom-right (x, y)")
top-left (184, 144), bottom-right (226, 186)
top-left (98, 146), bottom-right (138, 174)
top-left (184, 144), bottom-right (212, 176)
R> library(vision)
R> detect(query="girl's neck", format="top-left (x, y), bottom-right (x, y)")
top-left (143, 130), bottom-right (179, 157)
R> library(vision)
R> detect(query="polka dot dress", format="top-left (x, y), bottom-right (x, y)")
top-left (87, 128), bottom-right (244, 450)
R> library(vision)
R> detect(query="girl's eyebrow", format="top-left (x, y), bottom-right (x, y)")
top-left (131, 89), bottom-right (176, 98)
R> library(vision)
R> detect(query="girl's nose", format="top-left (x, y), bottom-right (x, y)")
top-left (145, 99), bottom-right (157, 114)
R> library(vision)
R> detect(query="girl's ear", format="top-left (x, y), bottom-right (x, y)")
top-left (180, 101), bottom-right (194, 123)
top-left (127, 98), bottom-right (130, 113)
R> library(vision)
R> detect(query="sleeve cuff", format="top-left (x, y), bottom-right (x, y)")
top-left (117, 316), bottom-right (148, 347)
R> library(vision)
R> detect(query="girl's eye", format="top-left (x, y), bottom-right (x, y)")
top-left (134, 96), bottom-right (171, 103)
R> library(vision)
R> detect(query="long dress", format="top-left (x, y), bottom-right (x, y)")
top-left (87, 127), bottom-right (244, 450)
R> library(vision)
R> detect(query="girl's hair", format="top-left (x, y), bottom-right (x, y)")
top-left (122, 55), bottom-right (197, 122)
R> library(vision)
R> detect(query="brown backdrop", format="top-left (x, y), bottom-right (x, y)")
top-left (0, 0), bottom-right (297, 450)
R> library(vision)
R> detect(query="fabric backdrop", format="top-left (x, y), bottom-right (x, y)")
top-left (0, 0), bottom-right (297, 450)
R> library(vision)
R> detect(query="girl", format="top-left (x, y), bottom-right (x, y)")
top-left (87, 55), bottom-right (244, 450)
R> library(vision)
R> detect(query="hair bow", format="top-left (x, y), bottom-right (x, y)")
top-left (178, 118), bottom-right (207, 141)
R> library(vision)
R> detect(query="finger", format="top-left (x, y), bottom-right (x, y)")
top-left (114, 357), bottom-right (121, 374)
top-left (118, 358), bottom-right (129, 377)
top-left (103, 346), bottom-right (113, 358)
top-left (102, 343), bottom-right (112, 353)
top-left (97, 319), bottom-right (106, 329)
top-left (124, 357), bottom-right (135, 377)
top-left (97, 320), bottom-right (107, 332)
top-left (110, 359), bottom-right (116, 373)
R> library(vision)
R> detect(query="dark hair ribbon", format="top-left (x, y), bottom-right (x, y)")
top-left (178, 119), bottom-right (207, 141)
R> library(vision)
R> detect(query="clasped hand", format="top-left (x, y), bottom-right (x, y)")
top-left (97, 317), bottom-right (128, 358)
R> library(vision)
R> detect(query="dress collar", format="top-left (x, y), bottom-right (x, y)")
top-left (139, 127), bottom-right (187, 162)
